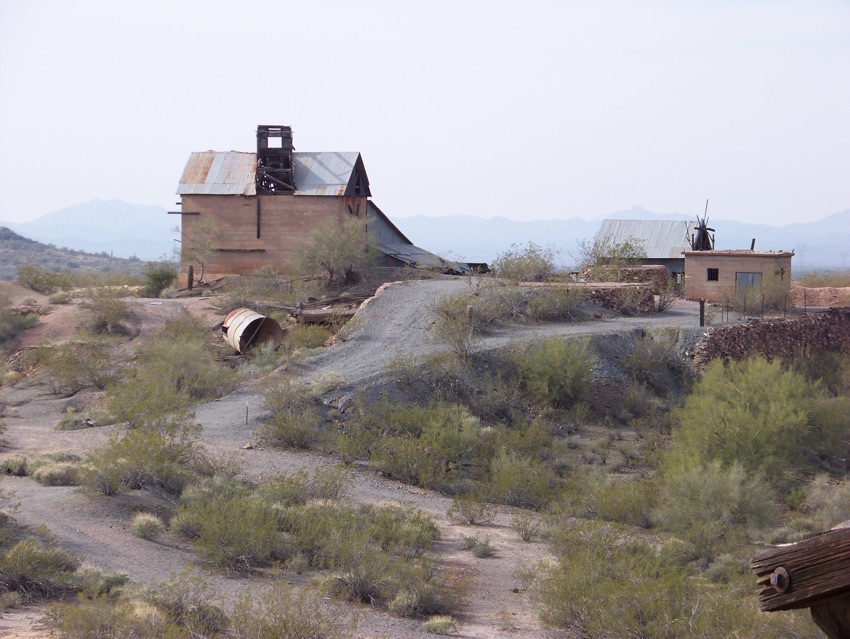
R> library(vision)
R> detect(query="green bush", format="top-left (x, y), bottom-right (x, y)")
top-left (655, 460), bottom-right (775, 560)
top-left (144, 572), bottom-right (228, 636)
top-left (0, 539), bottom-right (80, 600)
top-left (0, 296), bottom-right (38, 352)
top-left (81, 287), bottom-right (132, 335)
top-left (538, 522), bottom-right (819, 638)
top-left (487, 451), bottom-right (554, 510)
top-left (428, 292), bottom-right (479, 359)
top-left (297, 215), bottom-right (379, 284)
top-left (80, 420), bottom-right (208, 496)
top-left (259, 378), bottom-right (321, 449)
top-left (555, 472), bottom-right (659, 529)
top-left (229, 581), bottom-right (353, 639)
top-left (619, 329), bottom-right (689, 393)
top-left (447, 494), bottom-right (496, 525)
top-left (524, 287), bottom-right (587, 321)
top-left (16, 264), bottom-right (72, 294)
top-left (131, 513), bottom-right (166, 540)
top-left (143, 261), bottom-right (178, 297)
top-left (510, 337), bottom-right (593, 408)
top-left (510, 511), bottom-right (541, 542)
top-left (1, 455), bottom-right (28, 476)
top-left (492, 242), bottom-right (557, 283)
top-left (670, 356), bottom-right (844, 479)
top-left (33, 342), bottom-right (120, 395)
top-left (31, 462), bottom-right (79, 486)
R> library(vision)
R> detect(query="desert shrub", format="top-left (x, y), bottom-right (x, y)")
top-left (48, 291), bottom-right (72, 304)
top-left (462, 534), bottom-right (494, 558)
top-left (81, 287), bottom-right (132, 335)
top-left (487, 451), bottom-right (554, 510)
top-left (1, 455), bottom-right (28, 476)
top-left (575, 233), bottom-right (647, 280)
top-left (0, 539), bottom-right (80, 599)
top-left (804, 475), bottom-right (850, 531)
top-left (422, 615), bottom-right (457, 635)
top-left (790, 349), bottom-right (850, 398)
top-left (510, 511), bottom-right (541, 542)
top-left (180, 488), bottom-right (283, 572)
top-left (258, 466), bottom-right (347, 506)
top-left (46, 593), bottom-right (186, 638)
top-left (35, 342), bottom-right (120, 395)
top-left (142, 261), bottom-right (178, 297)
top-left (16, 264), bottom-right (72, 294)
top-left (229, 580), bottom-right (353, 639)
top-left (555, 472), bottom-right (659, 529)
top-left (80, 419), bottom-right (207, 497)
top-left (524, 287), bottom-right (588, 321)
top-left (31, 462), bottom-right (79, 486)
top-left (284, 323), bottom-right (330, 351)
top-left (447, 494), bottom-right (497, 525)
top-left (670, 356), bottom-right (845, 480)
top-left (510, 336), bottom-right (593, 408)
top-left (297, 215), bottom-right (379, 284)
top-left (538, 522), bottom-right (819, 638)
top-left (492, 242), bottom-right (557, 283)
top-left (55, 411), bottom-right (111, 431)
top-left (798, 269), bottom-right (850, 288)
top-left (145, 572), bottom-right (228, 637)
top-left (655, 460), bottom-right (775, 560)
top-left (0, 297), bottom-right (38, 352)
top-left (656, 278), bottom-right (682, 312)
top-left (618, 329), bottom-right (689, 393)
top-left (259, 378), bottom-right (322, 449)
top-left (428, 292), bottom-right (479, 359)
top-left (131, 513), bottom-right (166, 540)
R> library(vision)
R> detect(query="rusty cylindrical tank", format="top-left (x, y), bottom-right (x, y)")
top-left (221, 308), bottom-right (284, 353)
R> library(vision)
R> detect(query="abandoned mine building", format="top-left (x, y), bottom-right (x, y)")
top-left (172, 125), bottom-right (475, 281)
top-left (596, 219), bottom-right (696, 280)
top-left (597, 217), bottom-right (794, 304)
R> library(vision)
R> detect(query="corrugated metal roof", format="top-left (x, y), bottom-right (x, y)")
top-left (598, 219), bottom-right (696, 259)
top-left (176, 151), bottom-right (361, 196)
top-left (177, 152), bottom-right (257, 196)
top-left (378, 242), bottom-right (472, 274)
top-left (293, 152), bottom-right (359, 196)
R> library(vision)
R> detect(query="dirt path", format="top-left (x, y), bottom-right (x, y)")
top-left (1, 279), bottom-right (710, 638)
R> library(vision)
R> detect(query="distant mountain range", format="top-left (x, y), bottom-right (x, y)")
top-left (1, 200), bottom-right (175, 261)
top-left (2, 200), bottom-right (848, 271)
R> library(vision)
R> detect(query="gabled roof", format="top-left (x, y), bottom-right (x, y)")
top-left (177, 151), bottom-right (369, 197)
top-left (598, 219), bottom-right (696, 260)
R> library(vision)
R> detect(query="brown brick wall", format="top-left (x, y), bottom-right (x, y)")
top-left (180, 194), bottom-right (367, 278)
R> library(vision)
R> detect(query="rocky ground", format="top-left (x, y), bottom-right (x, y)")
top-left (0, 277), bottom-right (719, 638)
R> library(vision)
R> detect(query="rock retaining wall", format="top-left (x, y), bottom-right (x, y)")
top-left (693, 308), bottom-right (850, 371)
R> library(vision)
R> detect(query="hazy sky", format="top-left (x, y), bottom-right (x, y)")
top-left (1, 0), bottom-right (848, 226)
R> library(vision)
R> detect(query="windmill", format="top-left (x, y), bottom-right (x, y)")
top-left (691, 199), bottom-right (715, 251)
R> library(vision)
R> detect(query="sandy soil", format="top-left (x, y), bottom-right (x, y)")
top-left (0, 279), bottom-right (712, 638)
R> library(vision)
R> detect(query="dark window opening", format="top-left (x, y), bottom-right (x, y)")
top-left (707, 268), bottom-right (719, 281)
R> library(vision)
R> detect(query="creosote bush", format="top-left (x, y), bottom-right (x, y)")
top-left (510, 336), bottom-right (593, 408)
top-left (259, 378), bottom-right (322, 449)
top-left (492, 242), bottom-right (557, 283)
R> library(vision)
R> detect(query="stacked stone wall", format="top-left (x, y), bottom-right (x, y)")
top-left (693, 308), bottom-right (850, 371)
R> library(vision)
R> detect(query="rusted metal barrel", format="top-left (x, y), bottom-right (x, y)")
top-left (221, 308), bottom-right (283, 353)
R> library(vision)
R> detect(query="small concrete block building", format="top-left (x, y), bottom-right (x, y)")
top-left (684, 250), bottom-right (793, 303)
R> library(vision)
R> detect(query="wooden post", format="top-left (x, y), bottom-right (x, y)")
top-left (699, 299), bottom-right (705, 327)
top-left (187, 264), bottom-right (194, 291)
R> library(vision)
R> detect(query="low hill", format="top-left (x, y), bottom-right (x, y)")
top-left (0, 226), bottom-right (150, 281)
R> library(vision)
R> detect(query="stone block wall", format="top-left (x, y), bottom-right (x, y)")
top-left (693, 308), bottom-right (850, 371)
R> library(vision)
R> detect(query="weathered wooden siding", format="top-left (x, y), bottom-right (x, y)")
top-left (180, 194), bottom-right (367, 277)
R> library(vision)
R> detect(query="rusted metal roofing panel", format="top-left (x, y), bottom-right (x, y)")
top-left (293, 152), bottom-right (359, 196)
top-left (378, 242), bottom-right (472, 275)
top-left (598, 219), bottom-right (695, 259)
top-left (177, 151), bottom-right (257, 196)
top-left (176, 150), bottom-right (360, 196)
